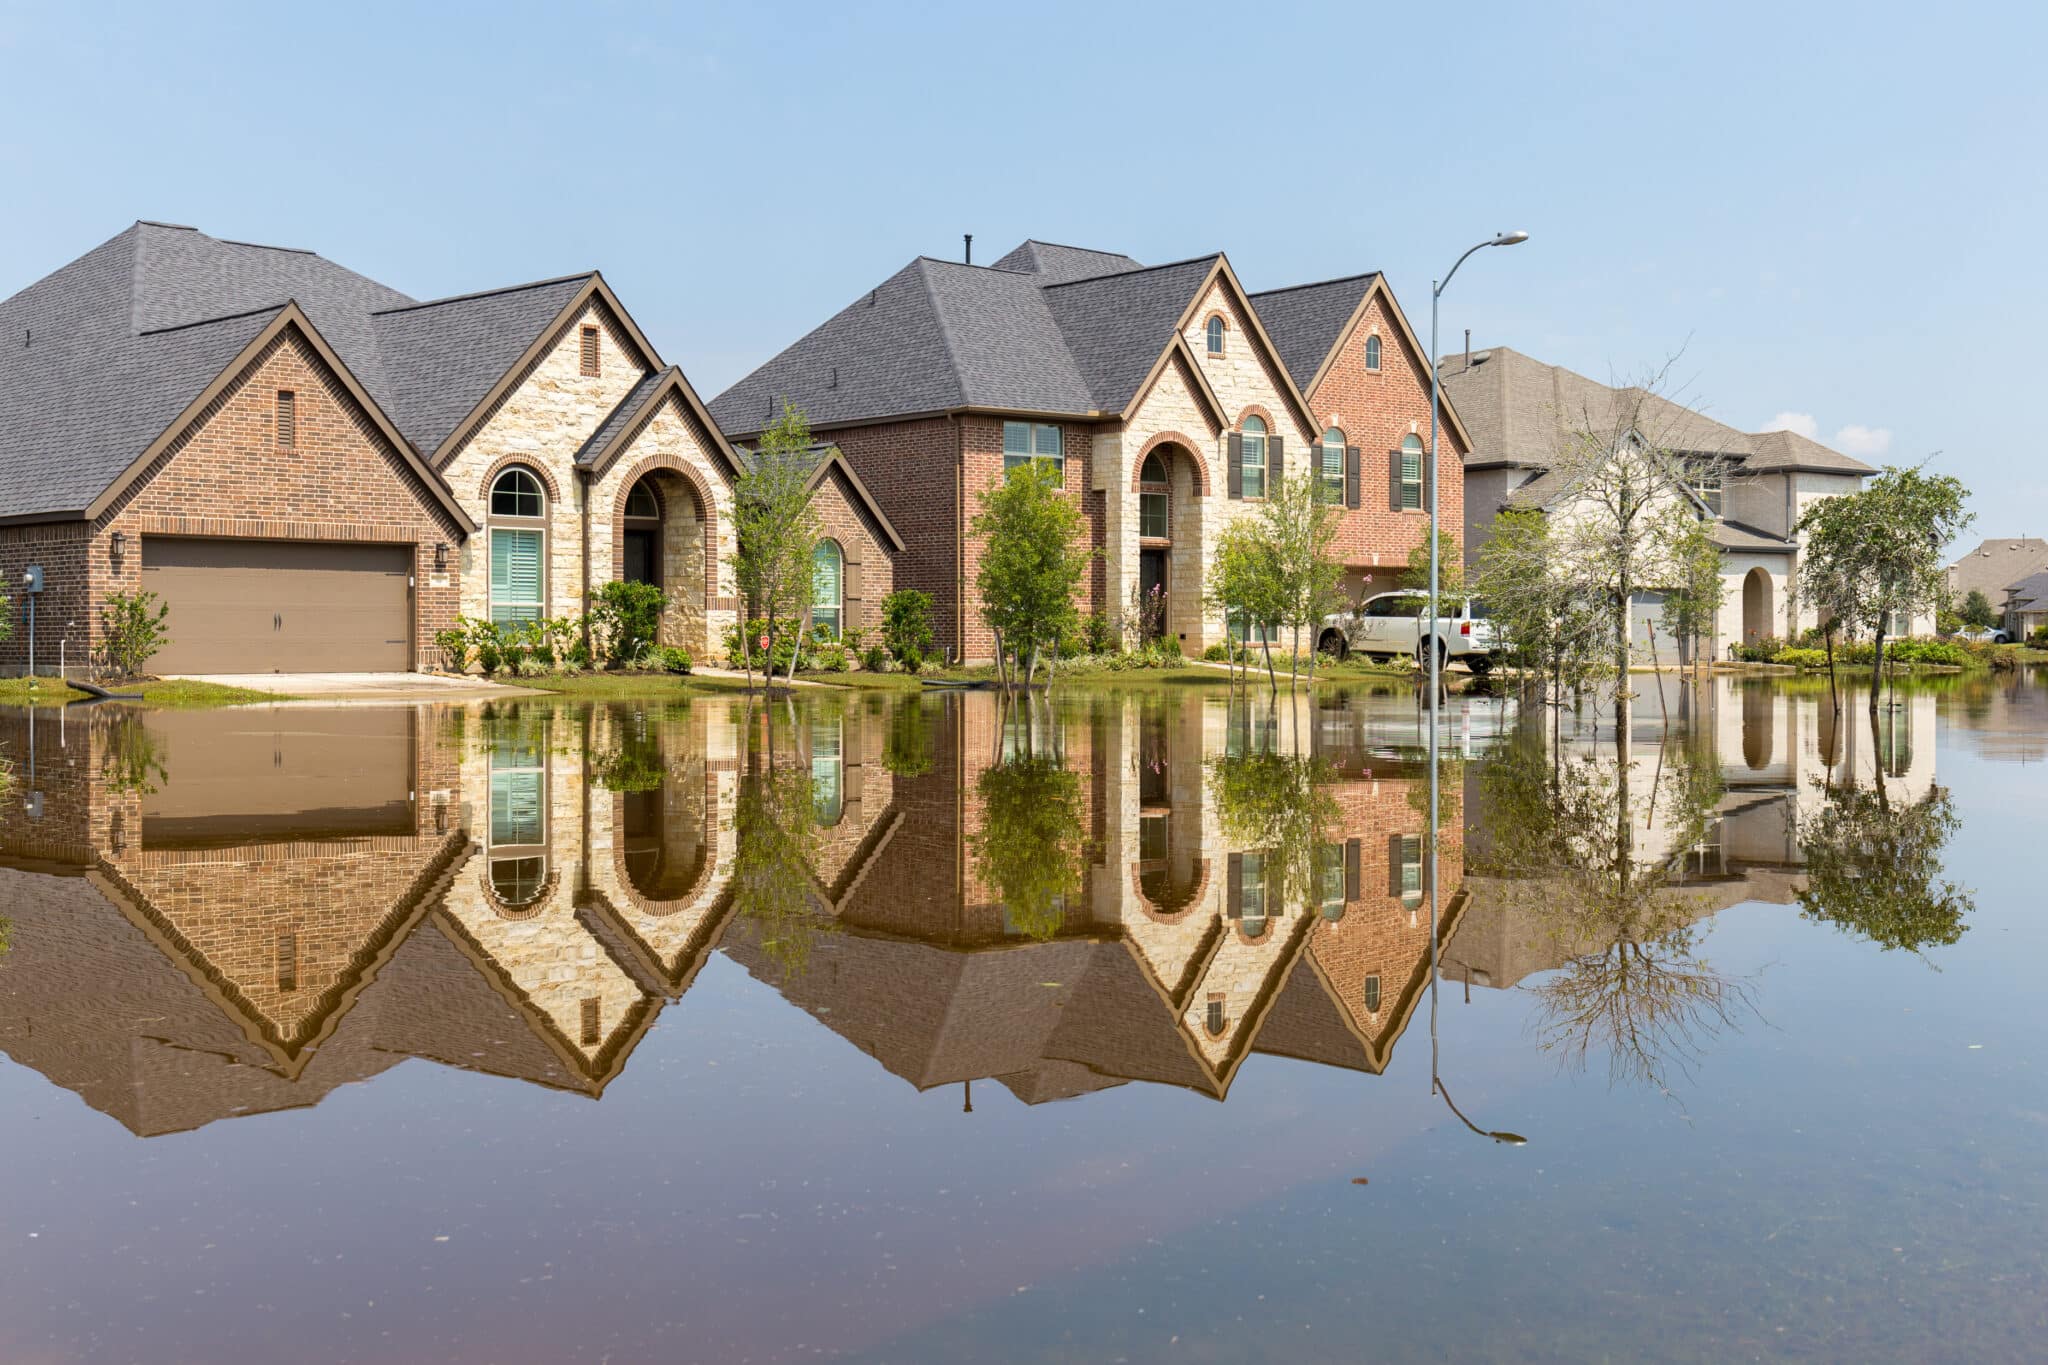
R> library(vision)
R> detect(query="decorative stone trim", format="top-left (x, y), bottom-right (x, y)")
top-left (477, 452), bottom-right (563, 504)
top-left (607, 451), bottom-right (719, 589)
top-left (120, 515), bottom-right (427, 544)
top-left (1234, 403), bottom-right (1276, 433)
top-left (1132, 431), bottom-right (1213, 496)
top-left (1130, 857), bottom-right (1211, 923)
top-left (606, 772), bottom-right (719, 918)
top-left (479, 865), bottom-right (559, 920)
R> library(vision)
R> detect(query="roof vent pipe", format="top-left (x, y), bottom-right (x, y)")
top-left (1464, 329), bottom-right (1471, 370)
top-left (964, 234), bottom-right (973, 266)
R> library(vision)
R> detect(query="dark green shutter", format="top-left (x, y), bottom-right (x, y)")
top-left (1388, 451), bottom-right (1403, 512)
top-left (1227, 851), bottom-right (1244, 916)
top-left (1344, 838), bottom-right (1361, 901)
top-left (1345, 446), bottom-right (1361, 509)
top-left (1227, 433), bottom-right (1243, 499)
top-left (1268, 433), bottom-right (1283, 491)
top-left (1387, 834), bottom-right (1403, 896)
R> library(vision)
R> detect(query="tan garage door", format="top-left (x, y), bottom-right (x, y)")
top-left (142, 538), bottom-right (412, 674)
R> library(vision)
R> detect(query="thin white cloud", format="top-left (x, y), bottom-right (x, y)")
top-left (1832, 424), bottom-right (1893, 458)
top-left (1762, 412), bottom-right (1819, 439)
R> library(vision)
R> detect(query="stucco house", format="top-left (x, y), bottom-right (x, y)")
top-left (1945, 537), bottom-right (2048, 635)
top-left (1440, 345), bottom-right (1920, 658)
top-left (0, 221), bottom-right (897, 675)
top-left (710, 241), bottom-right (1465, 663)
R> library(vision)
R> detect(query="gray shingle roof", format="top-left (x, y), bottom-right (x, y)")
top-left (1947, 538), bottom-right (2048, 604)
top-left (1440, 345), bottom-right (1876, 475)
top-left (0, 222), bottom-right (609, 519)
top-left (1248, 273), bottom-right (1378, 391)
top-left (575, 366), bottom-right (671, 469)
top-left (370, 273), bottom-right (595, 456)
top-left (2009, 568), bottom-right (2048, 611)
top-left (709, 244), bottom-right (1225, 436)
top-left (1712, 520), bottom-right (1798, 554)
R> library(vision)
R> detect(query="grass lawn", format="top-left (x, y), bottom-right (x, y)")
top-left (0, 677), bottom-right (292, 707)
top-left (510, 671), bottom-right (748, 698)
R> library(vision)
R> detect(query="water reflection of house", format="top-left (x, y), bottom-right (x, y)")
top-left (0, 700), bottom-right (760, 1134)
top-left (725, 690), bottom-right (1467, 1101)
top-left (1444, 678), bottom-right (1940, 993)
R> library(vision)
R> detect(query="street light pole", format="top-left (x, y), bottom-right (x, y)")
top-left (1426, 230), bottom-right (1527, 1091)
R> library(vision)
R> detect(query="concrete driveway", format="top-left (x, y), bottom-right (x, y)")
top-left (167, 671), bottom-right (542, 701)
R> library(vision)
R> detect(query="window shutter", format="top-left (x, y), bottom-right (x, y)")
top-left (1345, 446), bottom-right (1360, 510)
top-left (1344, 838), bottom-right (1361, 902)
top-left (1387, 834), bottom-right (1404, 897)
top-left (844, 553), bottom-right (863, 627)
top-left (1422, 442), bottom-right (1433, 507)
top-left (1227, 433), bottom-right (1244, 499)
top-left (1268, 432), bottom-right (1283, 490)
top-left (1227, 851), bottom-right (1244, 916)
top-left (1388, 450), bottom-right (1404, 511)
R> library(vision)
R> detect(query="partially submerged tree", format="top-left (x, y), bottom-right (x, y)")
top-left (1399, 527), bottom-right (1466, 605)
top-left (1258, 471), bottom-right (1347, 690)
top-left (1204, 518), bottom-right (1283, 690)
top-left (1798, 779), bottom-right (1972, 956)
top-left (730, 402), bottom-right (825, 690)
top-left (971, 461), bottom-right (1092, 687)
top-left (969, 698), bottom-right (1089, 939)
top-left (731, 702), bottom-right (831, 976)
top-left (1797, 464), bottom-right (1972, 713)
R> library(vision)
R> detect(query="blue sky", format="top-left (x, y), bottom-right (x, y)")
top-left (2, 0), bottom-right (2039, 545)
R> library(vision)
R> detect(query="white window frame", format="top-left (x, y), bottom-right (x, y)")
top-left (1398, 435), bottom-right (1424, 511)
top-left (488, 468), bottom-right (547, 628)
top-left (1321, 427), bottom-right (1346, 504)
top-left (1205, 315), bottom-right (1225, 355)
top-left (1002, 420), bottom-right (1064, 477)
top-left (1240, 416), bottom-right (1268, 500)
top-left (1365, 334), bottom-right (1382, 372)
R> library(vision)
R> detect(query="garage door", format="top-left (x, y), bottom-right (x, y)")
top-left (142, 538), bottom-right (411, 674)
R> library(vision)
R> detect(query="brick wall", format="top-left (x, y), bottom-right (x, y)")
top-left (823, 417), bottom-right (963, 656)
top-left (810, 468), bottom-right (897, 638)
top-left (1303, 292), bottom-right (1469, 601)
top-left (0, 522), bottom-right (92, 675)
top-left (86, 326), bottom-right (466, 670)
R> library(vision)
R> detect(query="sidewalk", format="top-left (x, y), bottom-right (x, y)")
top-left (164, 671), bottom-right (545, 701)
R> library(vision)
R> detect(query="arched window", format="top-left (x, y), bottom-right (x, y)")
top-left (1364, 974), bottom-right (1382, 1013)
top-left (812, 539), bottom-right (843, 637)
top-left (1139, 452), bottom-right (1169, 539)
top-left (623, 479), bottom-right (659, 520)
top-left (812, 715), bottom-right (844, 826)
top-left (1240, 416), bottom-right (1268, 499)
top-left (1205, 315), bottom-right (1225, 355)
top-left (489, 467), bottom-right (546, 626)
top-left (487, 723), bottom-right (548, 911)
top-left (1365, 334), bottom-right (1382, 371)
top-left (1396, 434), bottom-right (1424, 511)
top-left (1321, 427), bottom-right (1346, 504)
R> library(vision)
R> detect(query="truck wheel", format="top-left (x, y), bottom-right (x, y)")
top-left (1317, 631), bottom-right (1350, 662)
top-left (1416, 639), bottom-right (1448, 673)
top-left (1467, 654), bottom-right (1493, 676)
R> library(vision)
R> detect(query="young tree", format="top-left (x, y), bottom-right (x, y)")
top-left (970, 461), bottom-right (1092, 688)
top-left (1399, 527), bottom-right (1466, 606)
top-left (968, 700), bottom-right (1090, 940)
top-left (1258, 472), bottom-right (1347, 690)
top-left (1960, 588), bottom-right (1996, 630)
top-left (730, 402), bottom-right (825, 690)
top-left (1476, 507), bottom-right (1611, 717)
top-left (1797, 465), bottom-right (1972, 714)
top-left (1205, 518), bottom-right (1284, 691)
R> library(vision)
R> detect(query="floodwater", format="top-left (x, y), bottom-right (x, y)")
top-left (0, 671), bottom-right (2041, 1364)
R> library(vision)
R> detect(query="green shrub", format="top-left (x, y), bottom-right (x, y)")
top-left (1774, 647), bottom-right (1828, 669)
top-left (1161, 632), bottom-right (1183, 660)
top-left (2033, 626), bottom-right (2048, 647)
top-left (589, 580), bottom-right (666, 666)
top-left (862, 645), bottom-right (890, 673)
top-left (1885, 639), bottom-right (1965, 667)
top-left (97, 589), bottom-right (171, 678)
top-left (1082, 612), bottom-right (1119, 655)
top-left (434, 626), bottom-right (472, 672)
top-left (881, 589), bottom-right (934, 666)
top-left (658, 646), bottom-right (693, 674)
top-left (1202, 642), bottom-right (1232, 662)
top-left (897, 644), bottom-right (924, 675)
top-left (1733, 635), bottom-right (1786, 663)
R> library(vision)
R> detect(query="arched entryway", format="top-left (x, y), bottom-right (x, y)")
top-left (1742, 567), bottom-right (1774, 643)
top-left (1132, 440), bottom-right (1207, 647)
top-left (618, 470), bottom-right (709, 654)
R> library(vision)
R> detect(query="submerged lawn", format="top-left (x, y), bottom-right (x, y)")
top-left (0, 677), bottom-right (293, 707)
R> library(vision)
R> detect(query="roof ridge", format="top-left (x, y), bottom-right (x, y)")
top-left (218, 238), bottom-right (316, 256)
top-left (135, 220), bottom-right (197, 231)
top-left (372, 271), bottom-right (595, 316)
top-left (1248, 270), bottom-right (1380, 299)
top-left (1016, 238), bottom-right (1139, 258)
top-left (913, 260), bottom-right (971, 408)
top-left (913, 256), bottom-right (1038, 277)
top-left (135, 301), bottom-right (288, 337)
top-left (1041, 253), bottom-right (1222, 290)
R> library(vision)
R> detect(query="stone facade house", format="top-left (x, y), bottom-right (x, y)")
top-left (0, 222), bottom-right (898, 675)
top-left (1440, 345), bottom-right (1921, 657)
top-left (710, 241), bottom-right (1464, 663)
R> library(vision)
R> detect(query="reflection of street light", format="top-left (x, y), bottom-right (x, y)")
top-left (1426, 232), bottom-right (1527, 1084)
top-left (1435, 1077), bottom-right (1528, 1146)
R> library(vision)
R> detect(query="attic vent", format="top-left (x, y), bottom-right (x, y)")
top-left (581, 996), bottom-right (602, 1046)
top-left (276, 390), bottom-right (296, 449)
top-left (829, 366), bottom-right (839, 390)
top-left (580, 325), bottom-right (600, 377)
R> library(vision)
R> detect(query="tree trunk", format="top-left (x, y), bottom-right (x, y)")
top-left (1825, 626), bottom-right (1839, 713)
top-left (1261, 630), bottom-right (1277, 692)
top-left (1289, 627), bottom-right (1299, 690)
top-left (1870, 622), bottom-right (1887, 718)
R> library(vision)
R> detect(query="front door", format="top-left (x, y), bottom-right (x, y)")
top-left (1139, 548), bottom-right (1168, 641)
top-left (623, 528), bottom-right (658, 588)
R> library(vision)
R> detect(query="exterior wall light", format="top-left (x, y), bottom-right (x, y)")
top-left (109, 531), bottom-right (126, 566)
top-left (435, 542), bottom-right (448, 571)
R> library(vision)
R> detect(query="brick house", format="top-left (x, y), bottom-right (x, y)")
top-left (710, 241), bottom-right (1465, 664)
top-left (0, 221), bottom-right (898, 675)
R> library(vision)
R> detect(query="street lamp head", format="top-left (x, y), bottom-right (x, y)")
top-left (1493, 230), bottom-right (1530, 247)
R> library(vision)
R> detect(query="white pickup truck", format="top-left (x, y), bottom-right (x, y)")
top-left (1317, 592), bottom-right (1501, 673)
